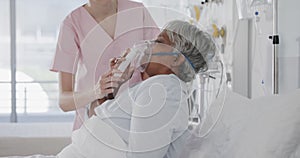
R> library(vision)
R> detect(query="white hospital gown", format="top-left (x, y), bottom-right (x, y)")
top-left (58, 74), bottom-right (190, 158)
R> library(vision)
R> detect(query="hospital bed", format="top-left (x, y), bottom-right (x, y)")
top-left (184, 88), bottom-right (300, 158)
top-left (0, 123), bottom-right (71, 158)
top-left (1, 89), bottom-right (299, 158)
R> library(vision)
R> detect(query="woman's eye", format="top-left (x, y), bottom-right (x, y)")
top-left (154, 39), bottom-right (163, 43)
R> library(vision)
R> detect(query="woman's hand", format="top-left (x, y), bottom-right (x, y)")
top-left (94, 49), bottom-right (131, 99)
top-left (89, 49), bottom-right (135, 117)
top-left (110, 49), bottom-right (135, 83)
top-left (94, 69), bottom-right (124, 100)
top-left (89, 69), bottom-right (124, 117)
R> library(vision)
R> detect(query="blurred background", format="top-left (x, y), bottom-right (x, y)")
top-left (0, 0), bottom-right (86, 122)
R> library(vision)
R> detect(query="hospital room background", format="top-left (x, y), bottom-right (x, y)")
top-left (0, 0), bottom-right (300, 157)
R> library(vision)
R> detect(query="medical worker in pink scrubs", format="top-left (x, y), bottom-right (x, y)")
top-left (50, 0), bottom-right (159, 130)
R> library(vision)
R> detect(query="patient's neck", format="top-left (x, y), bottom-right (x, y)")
top-left (141, 71), bottom-right (175, 81)
top-left (141, 72), bottom-right (150, 81)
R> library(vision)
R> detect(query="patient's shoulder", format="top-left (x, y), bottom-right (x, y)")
top-left (141, 74), bottom-right (186, 91)
top-left (145, 74), bottom-right (181, 83)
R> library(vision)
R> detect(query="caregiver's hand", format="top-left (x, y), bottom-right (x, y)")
top-left (89, 69), bottom-right (125, 117)
top-left (88, 49), bottom-right (135, 117)
top-left (110, 49), bottom-right (135, 83)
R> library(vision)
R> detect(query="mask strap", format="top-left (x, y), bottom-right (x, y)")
top-left (181, 53), bottom-right (196, 70)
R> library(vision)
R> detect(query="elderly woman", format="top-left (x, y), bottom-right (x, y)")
top-left (57, 20), bottom-right (216, 158)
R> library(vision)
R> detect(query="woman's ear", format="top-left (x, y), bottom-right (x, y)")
top-left (172, 54), bottom-right (185, 67)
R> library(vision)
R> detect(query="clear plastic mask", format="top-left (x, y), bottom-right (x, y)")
top-left (130, 40), bottom-right (196, 77)
top-left (128, 40), bottom-right (154, 73)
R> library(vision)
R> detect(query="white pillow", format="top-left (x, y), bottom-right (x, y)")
top-left (230, 89), bottom-right (300, 158)
top-left (181, 89), bottom-right (253, 158)
top-left (183, 89), bottom-right (300, 158)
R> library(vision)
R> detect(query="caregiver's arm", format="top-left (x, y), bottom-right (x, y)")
top-left (58, 71), bottom-right (122, 112)
top-left (89, 55), bottom-right (135, 116)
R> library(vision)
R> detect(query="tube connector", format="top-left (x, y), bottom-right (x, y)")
top-left (273, 35), bottom-right (279, 44)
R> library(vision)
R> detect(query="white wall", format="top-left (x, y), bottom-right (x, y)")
top-left (141, 0), bottom-right (189, 28)
top-left (277, 0), bottom-right (300, 93)
top-left (248, 4), bottom-right (273, 98)
top-left (250, 0), bottom-right (300, 98)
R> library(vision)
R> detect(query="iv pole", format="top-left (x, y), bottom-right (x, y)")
top-left (272, 0), bottom-right (279, 94)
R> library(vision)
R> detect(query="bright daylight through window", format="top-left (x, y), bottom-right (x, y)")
top-left (0, 0), bottom-right (86, 122)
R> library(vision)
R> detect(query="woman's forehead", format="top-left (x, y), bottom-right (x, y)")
top-left (152, 42), bottom-right (174, 53)
top-left (157, 31), bottom-right (172, 45)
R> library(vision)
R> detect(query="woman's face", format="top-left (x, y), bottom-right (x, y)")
top-left (141, 31), bottom-right (178, 80)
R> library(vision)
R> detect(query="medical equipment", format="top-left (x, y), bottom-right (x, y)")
top-left (188, 5), bottom-right (203, 22)
top-left (188, 56), bottom-right (227, 137)
top-left (115, 40), bottom-right (197, 77)
top-left (184, 23), bottom-right (227, 138)
top-left (212, 24), bottom-right (226, 39)
top-left (250, 0), bottom-right (272, 7)
top-left (272, 0), bottom-right (279, 94)
top-left (114, 41), bottom-right (153, 77)
top-left (235, 0), bottom-right (254, 19)
top-left (114, 51), bottom-right (138, 78)
top-left (107, 41), bottom-right (153, 99)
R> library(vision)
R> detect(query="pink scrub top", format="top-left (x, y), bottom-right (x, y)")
top-left (50, 0), bottom-right (159, 130)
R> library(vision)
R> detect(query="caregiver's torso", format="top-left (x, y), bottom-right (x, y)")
top-left (73, 3), bottom-right (147, 90)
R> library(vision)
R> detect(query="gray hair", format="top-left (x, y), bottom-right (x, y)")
top-left (163, 20), bottom-right (216, 82)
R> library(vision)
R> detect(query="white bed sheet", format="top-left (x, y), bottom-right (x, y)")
top-left (0, 123), bottom-right (71, 158)
top-left (184, 89), bottom-right (300, 158)
top-left (2, 89), bottom-right (300, 158)
top-left (2, 155), bottom-right (56, 158)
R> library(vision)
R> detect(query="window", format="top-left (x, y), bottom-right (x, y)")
top-left (0, 0), bottom-right (11, 122)
top-left (0, 0), bottom-right (86, 122)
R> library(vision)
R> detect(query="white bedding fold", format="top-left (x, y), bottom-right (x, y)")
top-left (57, 116), bottom-right (127, 158)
